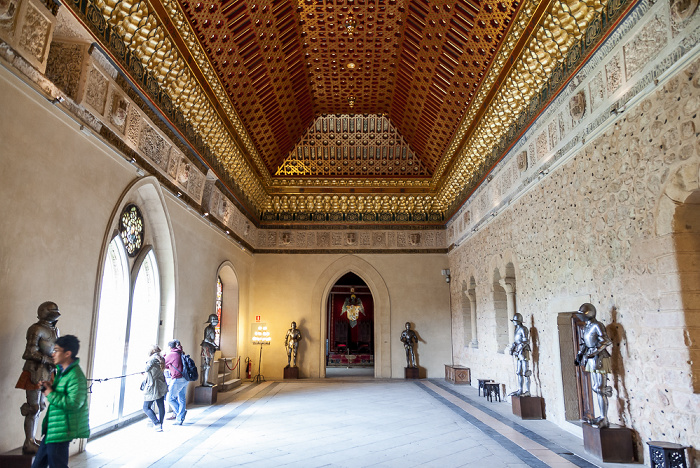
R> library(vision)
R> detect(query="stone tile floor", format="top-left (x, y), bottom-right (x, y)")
top-left (71, 379), bottom-right (641, 467)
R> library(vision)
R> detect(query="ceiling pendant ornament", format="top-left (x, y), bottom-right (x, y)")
top-left (275, 114), bottom-right (429, 178)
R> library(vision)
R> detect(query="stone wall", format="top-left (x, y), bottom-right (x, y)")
top-left (448, 55), bottom-right (700, 464)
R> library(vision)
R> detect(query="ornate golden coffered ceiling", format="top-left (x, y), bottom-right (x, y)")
top-left (61, 0), bottom-right (633, 225)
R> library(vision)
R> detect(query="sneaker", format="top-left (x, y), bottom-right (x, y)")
top-left (174, 420), bottom-right (183, 426)
top-left (154, 425), bottom-right (163, 432)
top-left (165, 415), bottom-right (176, 420)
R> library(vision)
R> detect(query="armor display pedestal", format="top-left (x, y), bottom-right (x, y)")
top-left (194, 384), bottom-right (218, 405)
top-left (405, 367), bottom-right (420, 379)
top-left (284, 366), bottom-right (299, 379)
top-left (0, 448), bottom-right (33, 468)
top-left (582, 422), bottom-right (634, 463)
top-left (511, 395), bottom-right (544, 419)
top-left (445, 365), bottom-right (470, 384)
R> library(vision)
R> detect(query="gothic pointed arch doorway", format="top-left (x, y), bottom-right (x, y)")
top-left (326, 273), bottom-right (374, 375)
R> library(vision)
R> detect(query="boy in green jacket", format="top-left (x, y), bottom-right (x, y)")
top-left (32, 335), bottom-right (90, 468)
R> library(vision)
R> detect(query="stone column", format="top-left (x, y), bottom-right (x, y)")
top-left (466, 290), bottom-right (478, 348)
top-left (499, 278), bottom-right (516, 342)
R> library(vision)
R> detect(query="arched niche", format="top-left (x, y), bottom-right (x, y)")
top-left (656, 162), bottom-right (700, 393)
top-left (311, 255), bottom-right (391, 378)
top-left (217, 261), bottom-right (240, 359)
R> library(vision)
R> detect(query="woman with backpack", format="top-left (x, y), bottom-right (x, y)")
top-left (164, 340), bottom-right (187, 425)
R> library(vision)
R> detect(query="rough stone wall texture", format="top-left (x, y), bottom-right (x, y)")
top-left (449, 56), bottom-right (700, 464)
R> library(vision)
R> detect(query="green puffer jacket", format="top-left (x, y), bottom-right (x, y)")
top-left (42, 358), bottom-right (90, 443)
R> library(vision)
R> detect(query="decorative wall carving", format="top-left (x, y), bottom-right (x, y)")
top-left (589, 71), bottom-right (606, 111)
top-left (517, 152), bottom-right (528, 172)
top-left (84, 65), bottom-right (108, 115)
top-left (624, 15), bottom-right (668, 79)
top-left (0, 0), bottom-right (20, 34)
top-left (45, 40), bottom-right (87, 100)
top-left (15, 0), bottom-right (53, 71)
top-left (138, 125), bottom-right (170, 171)
top-left (108, 91), bottom-right (128, 134)
top-left (569, 90), bottom-right (586, 121)
top-left (605, 54), bottom-right (623, 96)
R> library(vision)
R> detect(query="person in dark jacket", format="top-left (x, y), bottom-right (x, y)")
top-left (164, 340), bottom-right (187, 425)
top-left (143, 345), bottom-right (168, 432)
top-left (32, 334), bottom-right (89, 468)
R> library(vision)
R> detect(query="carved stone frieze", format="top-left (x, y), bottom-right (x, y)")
top-left (606, 54), bottom-right (623, 96)
top-left (517, 152), bottom-right (528, 172)
top-left (317, 232), bottom-right (330, 248)
top-left (624, 16), bottom-right (668, 79)
top-left (108, 90), bottom-right (128, 134)
top-left (360, 233), bottom-right (371, 246)
top-left (187, 169), bottom-right (204, 203)
top-left (0, 0), bottom-right (20, 35)
top-left (139, 125), bottom-right (170, 171)
top-left (536, 131), bottom-right (549, 161)
top-left (569, 90), bottom-right (587, 121)
top-left (15, 0), bottom-right (53, 72)
top-left (83, 65), bottom-right (108, 115)
top-left (670, 0), bottom-right (698, 34)
top-left (589, 71), bottom-right (606, 111)
top-left (125, 105), bottom-right (141, 149)
top-left (45, 40), bottom-right (88, 100)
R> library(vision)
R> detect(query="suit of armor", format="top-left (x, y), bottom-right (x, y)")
top-left (15, 302), bottom-right (60, 454)
top-left (575, 303), bottom-right (612, 428)
top-left (284, 322), bottom-right (302, 367)
top-left (400, 322), bottom-right (418, 368)
top-left (200, 314), bottom-right (219, 387)
top-left (508, 313), bottom-right (531, 396)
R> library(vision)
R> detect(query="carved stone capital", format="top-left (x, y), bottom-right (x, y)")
top-left (499, 277), bottom-right (516, 295)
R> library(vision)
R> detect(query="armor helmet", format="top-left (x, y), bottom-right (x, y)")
top-left (37, 301), bottom-right (60, 323)
top-left (205, 313), bottom-right (219, 324)
top-left (511, 313), bottom-right (523, 324)
top-left (577, 303), bottom-right (597, 320)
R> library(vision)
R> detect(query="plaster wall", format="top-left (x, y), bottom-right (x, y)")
top-left (248, 253), bottom-right (451, 380)
top-left (0, 64), bottom-right (252, 453)
top-left (448, 55), bottom-right (700, 463)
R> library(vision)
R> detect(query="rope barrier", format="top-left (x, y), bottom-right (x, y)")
top-left (87, 371), bottom-right (145, 393)
top-left (223, 356), bottom-right (240, 371)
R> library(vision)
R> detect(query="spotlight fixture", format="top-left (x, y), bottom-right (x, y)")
top-left (50, 96), bottom-right (64, 105)
top-left (177, 192), bottom-right (183, 198)
top-left (203, 212), bottom-right (209, 217)
top-left (441, 269), bottom-right (451, 284)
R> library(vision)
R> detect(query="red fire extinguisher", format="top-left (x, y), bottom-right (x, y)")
top-left (245, 357), bottom-right (252, 379)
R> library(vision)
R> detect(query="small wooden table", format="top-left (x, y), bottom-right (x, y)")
top-left (477, 378), bottom-right (493, 396)
top-left (484, 382), bottom-right (501, 402)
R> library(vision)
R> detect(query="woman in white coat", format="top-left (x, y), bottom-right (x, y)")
top-left (142, 345), bottom-right (168, 432)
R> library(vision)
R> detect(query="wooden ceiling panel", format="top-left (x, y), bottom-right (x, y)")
top-left (175, 0), bottom-right (521, 178)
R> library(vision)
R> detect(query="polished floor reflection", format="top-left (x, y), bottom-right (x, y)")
top-left (71, 379), bottom-right (640, 467)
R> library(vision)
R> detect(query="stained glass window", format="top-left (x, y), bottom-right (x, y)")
top-left (215, 276), bottom-right (222, 347)
top-left (119, 204), bottom-right (144, 257)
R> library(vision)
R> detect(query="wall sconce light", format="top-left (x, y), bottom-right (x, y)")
top-left (252, 325), bottom-right (271, 382)
top-left (441, 269), bottom-right (451, 283)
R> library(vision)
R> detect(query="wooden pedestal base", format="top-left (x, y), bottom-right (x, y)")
top-left (0, 448), bottom-right (32, 468)
top-left (284, 366), bottom-right (299, 379)
top-left (445, 365), bottom-right (471, 384)
top-left (511, 395), bottom-right (544, 419)
top-left (582, 422), bottom-right (634, 463)
top-left (194, 384), bottom-right (218, 405)
top-left (405, 367), bottom-right (420, 379)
